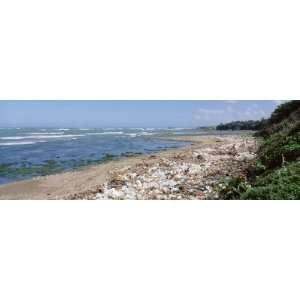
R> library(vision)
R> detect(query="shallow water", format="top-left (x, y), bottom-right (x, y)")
top-left (0, 127), bottom-right (241, 184)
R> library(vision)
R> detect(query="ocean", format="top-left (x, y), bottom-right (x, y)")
top-left (0, 127), bottom-right (237, 185)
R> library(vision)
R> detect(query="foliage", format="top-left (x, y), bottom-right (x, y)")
top-left (256, 100), bottom-right (300, 138)
top-left (268, 100), bottom-right (300, 125)
top-left (216, 119), bottom-right (267, 131)
top-left (218, 160), bottom-right (300, 200)
top-left (241, 160), bottom-right (300, 200)
top-left (257, 132), bottom-right (300, 169)
top-left (218, 100), bottom-right (300, 200)
top-left (218, 177), bottom-right (251, 200)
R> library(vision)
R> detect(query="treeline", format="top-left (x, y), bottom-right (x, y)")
top-left (216, 119), bottom-right (267, 131)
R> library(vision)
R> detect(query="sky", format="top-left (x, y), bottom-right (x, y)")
top-left (0, 100), bottom-right (286, 128)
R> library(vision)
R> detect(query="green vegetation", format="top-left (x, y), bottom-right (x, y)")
top-left (241, 161), bottom-right (300, 200)
top-left (0, 153), bottom-right (122, 182)
top-left (219, 160), bottom-right (300, 200)
top-left (0, 163), bottom-right (13, 175)
top-left (218, 100), bottom-right (300, 200)
top-left (218, 177), bottom-right (251, 200)
top-left (216, 119), bottom-right (267, 131)
top-left (256, 101), bottom-right (300, 138)
top-left (101, 153), bottom-right (118, 161)
top-left (0, 160), bottom-right (60, 178)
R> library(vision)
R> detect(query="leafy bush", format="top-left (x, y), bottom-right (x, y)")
top-left (218, 177), bottom-right (251, 200)
top-left (218, 160), bottom-right (300, 200)
top-left (269, 100), bottom-right (300, 125)
top-left (257, 101), bottom-right (300, 138)
top-left (258, 132), bottom-right (300, 169)
top-left (218, 100), bottom-right (300, 200)
top-left (241, 160), bottom-right (300, 200)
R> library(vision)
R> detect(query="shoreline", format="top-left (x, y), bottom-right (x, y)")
top-left (0, 135), bottom-right (255, 200)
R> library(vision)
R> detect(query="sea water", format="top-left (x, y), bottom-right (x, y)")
top-left (0, 127), bottom-right (237, 184)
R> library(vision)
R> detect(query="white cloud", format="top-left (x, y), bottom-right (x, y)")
top-left (193, 104), bottom-right (269, 125)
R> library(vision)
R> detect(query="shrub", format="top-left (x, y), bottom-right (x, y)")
top-left (269, 100), bottom-right (300, 125)
top-left (258, 132), bottom-right (300, 169)
top-left (218, 177), bottom-right (251, 200)
top-left (217, 100), bottom-right (300, 200)
top-left (241, 160), bottom-right (300, 200)
top-left (257, 101), bottom-right (300, 138)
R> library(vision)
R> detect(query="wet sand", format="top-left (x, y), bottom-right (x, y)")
top-left (0, 135), bottom-right (251, 200)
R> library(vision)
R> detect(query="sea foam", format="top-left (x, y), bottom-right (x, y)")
top-left (1, 134), bottom-right (84, 140)
top-left (86, 132), bottom-right (124, 135)
top-left (0, 141), bottom-right (44, 146)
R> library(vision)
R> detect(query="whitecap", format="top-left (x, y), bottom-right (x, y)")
top-left (171, 132), bottom-right (189, 135)
top-left (86, 131), bottom-right (124, 135)
top-left (28, 134), bottom-right (85, 139)
top-left (1, 136), bottom-right (27, 140)
top-left (130, 128), bottom-right (145, 131)
top-left (127, 133), bottom-right (137, 137)
top-left (0, 141), bottom-right (43, 146)
top-left (1, 134), bottom-right (85, 140)
top-left (103, 128), bottom-right (124, 131)
top-left (28, 132), bottom-right (64, 135)
top-left (138, 132), bottom-right (155, 136)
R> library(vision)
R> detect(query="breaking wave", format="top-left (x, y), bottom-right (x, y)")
top-left (0, 141), bottom-right (46, 146)
top-left (1, 134), bottom-right (85, 140)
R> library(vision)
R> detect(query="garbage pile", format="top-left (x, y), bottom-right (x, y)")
top-left (94, 136), bottom-right (256, 200)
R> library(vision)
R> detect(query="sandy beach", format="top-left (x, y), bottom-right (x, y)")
top-left (0, 135), bottom-right (256, 200)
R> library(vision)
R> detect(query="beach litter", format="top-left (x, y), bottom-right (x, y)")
top-left (94, 136), bottom-right (256, 200)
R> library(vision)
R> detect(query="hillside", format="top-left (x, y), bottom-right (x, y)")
top-left (219, 100), bottom-right (300, 200)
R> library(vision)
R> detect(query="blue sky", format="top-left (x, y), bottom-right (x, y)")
top-left (0, 100), bottom-right (286, 128)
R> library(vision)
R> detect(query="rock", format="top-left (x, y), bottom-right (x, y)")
top-left (91, 136), bottom-right (256, 200)
top-left (192, 152), bottom-right (205, 161)
top-left (108, 176), bottom-right (126, 189)
top-left (195, 191), bottom-right (205, 198)
top-left (95, 186), bottom-right (103, 193)
top-left (236, 153), bottom-right (255, 162)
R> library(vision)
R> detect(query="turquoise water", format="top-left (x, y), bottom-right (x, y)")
top-left (0, 127), bottom-right (238, 184)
